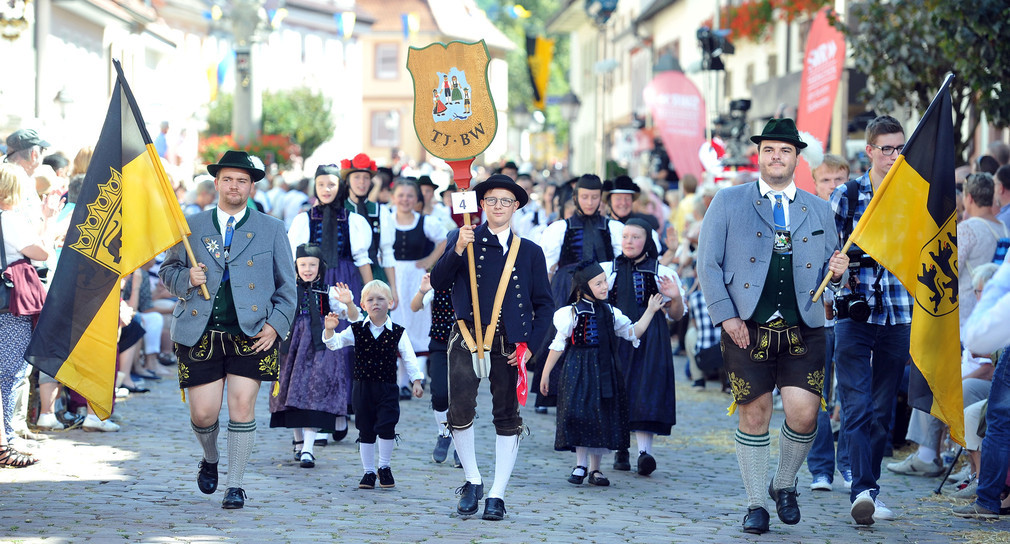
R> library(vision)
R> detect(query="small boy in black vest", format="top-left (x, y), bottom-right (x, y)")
top-left (323, 280), bottom-right (424, 489)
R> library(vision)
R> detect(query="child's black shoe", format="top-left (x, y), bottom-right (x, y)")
top-left (359, 472), bottom-right (376, 489)
top-left (378, 466), bottom-right (395, 488)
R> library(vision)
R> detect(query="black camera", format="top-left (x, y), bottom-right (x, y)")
top-left (835, 293), bottom-right (871, 322)
top-left (834, 250), bottom-right (877, 322)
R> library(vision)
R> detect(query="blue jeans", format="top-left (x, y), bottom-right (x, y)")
top-left (807, 327), bottom-right (850, 480)
top-left (976, 349), bottom-right (1010, 512)
top-left (834, 319), bottom-right (910, 502)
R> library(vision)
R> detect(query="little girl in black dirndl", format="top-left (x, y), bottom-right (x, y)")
top-left (538, 261), bottom-right (664, 487)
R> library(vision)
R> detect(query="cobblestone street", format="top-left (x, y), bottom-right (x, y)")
top-left (1, 359), bottom-right (1006, 543)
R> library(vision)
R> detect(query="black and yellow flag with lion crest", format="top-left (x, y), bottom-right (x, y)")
top-left (849, 75), bottom-right (964, 446)
top-left (26, 60), bottom-right (190, 419)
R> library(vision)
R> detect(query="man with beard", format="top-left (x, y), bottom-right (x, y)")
top-left (697, 119), bottom-right (847, 534)
top-left (160, 150), bottom-right (296, 509)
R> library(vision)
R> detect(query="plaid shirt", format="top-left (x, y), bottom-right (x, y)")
top-left (829, 171), bottom-right (913, 326)
top-left (688, 287), bottom-right (721, 351)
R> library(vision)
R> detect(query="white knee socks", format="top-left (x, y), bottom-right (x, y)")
top-left (488, 434), bottom-right (519, 500)
top-left (359, 442), bottom-right (376, 474)
top-left (636, 431), bottom-right (654, 455)
top-left (301, 428), bottom-right (317, 455)
top-left (451, 426), bottom-right (480, 484)
top-left (434, 410), bottom-right (449, 437)
top-left (378, 438), bottom-right (395, 468)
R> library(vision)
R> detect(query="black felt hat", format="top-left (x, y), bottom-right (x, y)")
top-left (417, 175), bottom-right (436, 188)
top-left (750, 118), bottom-right (807, 149)
top-left (603, 175), bottom-right (640, 194)
top-left (207, 150), bottom-right (266, 181)
top-left (576, 174), bottom-right (603, 191)
top-left (475, 174), bottom-right (529, 208)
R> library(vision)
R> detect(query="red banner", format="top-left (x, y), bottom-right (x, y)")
top-left (794, 9), bottom-right (846, 193)
top-left (644, 71), bottom-right (707, 181)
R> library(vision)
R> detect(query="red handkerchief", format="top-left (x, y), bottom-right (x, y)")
top-left (515, 342), bottom-right (529, 406)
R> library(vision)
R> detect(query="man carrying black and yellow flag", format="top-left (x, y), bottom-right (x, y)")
top-left (828, 77), bottom-right (961, 526)
top-left (25, 60), bottom-right (190, 421)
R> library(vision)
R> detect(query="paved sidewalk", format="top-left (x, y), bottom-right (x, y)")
top-left (0, 358), bottom-right (1004, 543)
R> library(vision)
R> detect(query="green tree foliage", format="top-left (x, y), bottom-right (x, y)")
top-left (205, 87), bottom-right (335, 159)
top-left (837, 1), bottom-right (1010, 163)
top-left (476, 1), bottom-right (573, 149)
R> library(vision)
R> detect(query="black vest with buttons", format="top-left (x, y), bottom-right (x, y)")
top-left (345, 200), bottom-right (381, 265)
top-left (559, 214), bottom-right (613, 267)
top-left (394, 215), bottom-right (435, 260)
top-left (350, 321), bottom-right (404, 383)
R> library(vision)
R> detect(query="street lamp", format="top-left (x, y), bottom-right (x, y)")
top-left (511, 102), bottom-right (531, 129)
top-left (559, 91), bottom-right (581, 172)
top-left (559, 91), bottom-right (581, 123)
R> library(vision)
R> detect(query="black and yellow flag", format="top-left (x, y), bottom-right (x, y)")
top-left (849, 75), bottom-right (964, 446)
top-left (526, 34), bottom-right (554, 111)
top-left (25, 60), bottom-right (190, 419)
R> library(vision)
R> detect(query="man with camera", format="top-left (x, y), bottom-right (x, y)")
top-left (698, 118), bottom-right (848, 534)
top-left (828, 115), bottom-right (910, 525)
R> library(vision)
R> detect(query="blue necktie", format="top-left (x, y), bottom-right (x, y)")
top-left (773, 194), bottom-right (787, 231)
top-left (222, 216), bottom-right (234, 282)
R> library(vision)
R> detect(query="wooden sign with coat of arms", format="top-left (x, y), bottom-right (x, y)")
top-left (407, 40), bottom-right (497, 161)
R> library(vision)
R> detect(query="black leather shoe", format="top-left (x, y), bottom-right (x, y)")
top-left (221, 487), bottom-right (246, 509)
top-left (534, 406), bottom-right (548, 414)
top-left (636, 451), bottom-right (657, 476)
top-left (742, 506), bottom-right (770, 534)
top-left (567, 465), bottom-right (587, 485)
top-left (613, 449), bottom-right (631, 471)
top-left (197, 460), bottom-right (218, 494)
top-left (455, 481), bottom-right (484, 516)
top-left (332, 418), bottom-right (349, 442)
top-left (482, 497), bottom-right (506, 521)
top-left (587, 470), bottom-right (610, 487)
top-left (769, 481), bottom-right (801, 525)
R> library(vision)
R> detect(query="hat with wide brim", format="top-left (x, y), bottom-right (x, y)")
top-left (603, 174), bottom-right (640, 195)
top-left (474, 174), bottom-right (528, 208)
top-left (207, 150), bottom-right (266, 181)
top-left (750, 118), bottom-right (807, 149)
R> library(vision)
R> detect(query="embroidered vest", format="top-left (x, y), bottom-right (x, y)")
top-left (350, 321), bottom-right (404, 383)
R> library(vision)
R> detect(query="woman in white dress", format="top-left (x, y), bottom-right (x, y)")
top-left (388, 179), bottom-right (447, 396)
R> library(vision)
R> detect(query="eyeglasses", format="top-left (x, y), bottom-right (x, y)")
top-left (870, 144), bottom-right (904, 156)
top-left (483, 196), bottom-right (516, 207)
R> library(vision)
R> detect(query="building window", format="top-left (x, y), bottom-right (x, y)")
top-left (371, 110), bottom-right (400, 147)
top-left (375, 43), bottom-right (399, 79)
top-left (767, 53), bottom-right (778, 79)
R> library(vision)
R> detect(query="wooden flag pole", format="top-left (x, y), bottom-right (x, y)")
top-left (448, 158), bottom-right (484, 362)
